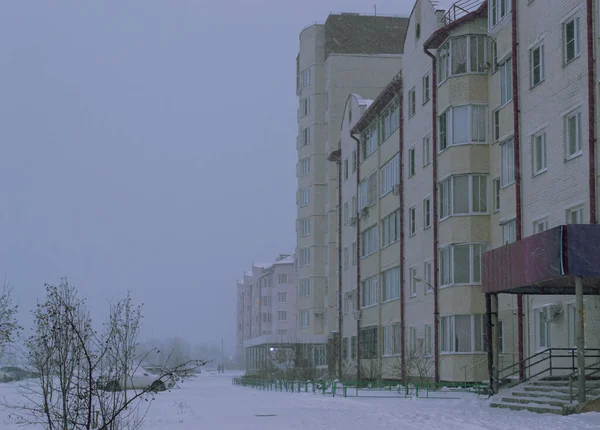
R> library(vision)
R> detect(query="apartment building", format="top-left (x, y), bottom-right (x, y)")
top-left (326, 0), bottom-right (600, 383)
top-left (235, 256), bottom-right (297, 371)
top-left (296, 13), bottom-right (408, 369)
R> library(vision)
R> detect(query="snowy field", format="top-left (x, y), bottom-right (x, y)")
top-left (1, 372), bottom-right (599, 429)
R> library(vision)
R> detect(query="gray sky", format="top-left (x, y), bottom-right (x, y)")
top-left (0, 0), bottom-right (411, 350)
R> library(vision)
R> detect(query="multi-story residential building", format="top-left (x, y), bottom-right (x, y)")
top-left (236, 256), bottom-right (297, 371)
top-left (325, 0), bottom-right (600, 386)
top-left (296, 13), bottom-right (408, 370)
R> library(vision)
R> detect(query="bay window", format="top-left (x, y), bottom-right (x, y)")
top-left (438, 105), bottom-right (487, 149)
top-left (438, 35), bottom-right (487, 82)
top-left (439, 174), bottom-right (488, 219)
top-left (439, 243), bottom-right (489, 286)
top-left (441, 315), bottom-right (486, 353)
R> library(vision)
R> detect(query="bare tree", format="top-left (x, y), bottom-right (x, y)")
top-left (393, 341), bottom-right (433, 386)
top-left (10, 279), bottom-right (206, 430)
top-left (0, 281), bottom-right (21, 360)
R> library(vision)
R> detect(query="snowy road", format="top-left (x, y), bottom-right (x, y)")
top-left (2, 372), bottom-right (600, 429)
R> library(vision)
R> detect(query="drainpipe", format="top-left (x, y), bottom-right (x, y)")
top-left (398, 86), bottom-right (406, 383)
top-left (485, 293), bottom-right (493, 394)
top-left (424, 47), bottom-right (440, 384)
top-left (338, 157), bottom-right (343, 379)
top-left (351, 133), bottom-right (362, 381)
top-left (587, 0), bottom-right (597, 224)
top-left (511, 0), bottom-right (525, 381)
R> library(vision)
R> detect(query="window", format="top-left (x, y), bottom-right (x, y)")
top-left (299, 218), bottom-right (310, 237)
top-left (380, 99), bottom-right (400, 142)
top-left (301, 97), bottom-right (310, 116)
top-left (352, 241), bottom-right (357, 265)
top-left (344, 247), bottom-right (349, 270)
top-left (567, 205), bottom-right (584, 224)
top-left (343, 202), bottom-right (349, 225)
top-left (423, 135), bottom-right (431, 166)
top-left (501, 219), bottom-right (516, 244)
top-left (439, 243), bottom-right (489, 286)
top-left (301, 127), bottom-right (311, 147)
top-left (565, 110), bottom-right (582, 159)
top-left (277, 329), bottom-right (287, 336)
top-left (408, 88), bottom-right (416, 117)
top-left (423, 197), bottom-right (431, 229)
top-left (501, 138), bottom-right (515, 186)
top-left (568, 304), bottom-right (576, 348)
top-left (530, 44), bottom-right (545, 87)
top-left (278, 274), bottom-right (288, 284)
top-left (300, 157), bottom-right (310, 176)
top-left (493, 178), bottom-right (501, 211)
top-left (409, 206), bottom-right (416, 236)
top-left (532, 132), bottom-right (547, 175)
top-left (563, 16), bottom-right (580, 64)
top-left (499, 57), bottom-right (513, 105)
top-left (301, 67), bottom-right (311, 87)
top-left (300, 188), bottom-right (310, 207)
top-left (381, 210), bottom-right (400, 247)
top-left (491, 39), bottom-right (498, 73)
top-left (343, 158), bottom-right (349, 181)
top-left (438, 105), bottom-right (487, 150)
top-left (381, 154), bottom-right (399, 196)
top-left (422, 74), bottom-right (430, 104)
top-left (408, 147), bottom-right (416, 177)
top-left (361, 276), bottom-right (378, 308)
top-left (361, 123), bottom-right (378, 159)
top-left (383, 323), bottom-right (401, 355)
top-left (342, 337), bottom-right (349, 358)
top-left (299, 310), bottom-right (308, 327)
top-left (439, 175), bottom-right (488, 218)
top-left (535, 307), bottom-right (549, 349)
top-left (351, 336), bottom-right (357, 359)
top-left (381, 266), bottom-right (400, 302)
top-left (409, 327), bottom-right (417, 352)
top-left (425, 325), bottom-right (433, 355)
top-left (533, 217), bottom-right (549, 233)
top-left (300, 248), bottom-right (310, 267)
top-left (277, 292), bottom-right (287, 303)
top-left (262, 313), bottom-right (272, 323)
top-left (278, 310), bottom-right (288, 322)
top-left (360, 225), bottom-right (378, 257)
top-left (262, 296), bottom-right (272, 306)
top-left (493, 110), bottom-right (500, 141)
top-left (424, 260), bottom-right (433, 293)
top-left (489, 0), bottom-right (511, 29)
top-left (441, 315), bottom-right (486, 353)
top-left (358, 173), bottom-right (377, 209)
top-left (359, 326), bottom-right (378, 359)
top-left (437, 36), bottom-right (487, 81)
top-left (409, 267), bottom-right (417, 297)
top-left (352, 150), bottom-right (357, 173)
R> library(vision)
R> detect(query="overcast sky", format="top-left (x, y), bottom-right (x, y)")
top-left (0, 0), bottom-right (413, 351)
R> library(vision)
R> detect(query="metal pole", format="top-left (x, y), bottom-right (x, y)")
top-left (575, 276), bottom-right (586, 403)
top-left (485, 293), bottom-right (494, 395)
top-left (337, 157), bottom-right (343, 380)
top-left (492, 294), bottom-right (499, 394)
top-left (221, 338), bottom-right (224, 371)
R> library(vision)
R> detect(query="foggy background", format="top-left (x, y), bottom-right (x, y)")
top-left (0, 0), bottom-right (411, 355)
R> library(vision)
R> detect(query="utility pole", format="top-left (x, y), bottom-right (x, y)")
top-left (221, 338), bottom-right (224, 373)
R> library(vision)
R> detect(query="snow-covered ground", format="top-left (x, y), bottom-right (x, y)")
top-left (1, 372), bottom-right (599, 429)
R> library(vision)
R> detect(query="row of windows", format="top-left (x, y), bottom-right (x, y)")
top-left (359, 98), bottom-right (400, 161)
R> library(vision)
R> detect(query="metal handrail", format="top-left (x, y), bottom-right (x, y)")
top-left (442, 0), bottom-right (485, 25)
top-left (461, 354), bottom-right (488, 385)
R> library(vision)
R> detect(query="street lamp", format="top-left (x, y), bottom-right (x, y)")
top-left (413, 276), bottom-right (433, 292)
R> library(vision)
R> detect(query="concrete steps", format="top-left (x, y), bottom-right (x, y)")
top-left (490, 376), bottom-right (600, 415)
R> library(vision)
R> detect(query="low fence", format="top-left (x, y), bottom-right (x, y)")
top-left (232, 377), bottom-right (489, 399)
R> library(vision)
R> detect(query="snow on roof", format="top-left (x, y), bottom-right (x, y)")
top-left (349, 93), bottom-right (373, 107)
top-left (253, 262), bottom-right (272, 269)
top-left (273, 255), bottom-right (294, 265)
top-left (244, 270), bottom-right (252, 277)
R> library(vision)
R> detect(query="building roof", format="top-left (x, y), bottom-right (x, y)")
top-left (273, 255), bottom-right (294, 265)
top-left (424, 1), bottom-right (487, 49)
top-left (253, 262), bottom-right (272, 269)
top-left (324, 14), bottom-right (409, 58)
top-left (351, 72), bottom-right (402, 134)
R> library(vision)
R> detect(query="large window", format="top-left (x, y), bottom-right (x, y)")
top-left (381, 210), bottom-right (400, 248)
top-left (361, 276), bottom-right (378, 308)
top-left (565, 110), bottom-right (582, 159)
top-left (439, 243), bottom-right (488, 286)
top-left (567, 205), bottom-right (584, 224)
top-left (278, 310), bottom-right (288, 322)
top-left (278, 274), bottom-right (288, 284)
top-left (489, 0), bottom-right (511, 29)
top-left (277, 292), bottom-right (287, 303)
top-left (299, 218), bottom-right (310, 236)
top-left (358, 173), bottom-right (377, 209)
top-left (530, 43), bottom-right (545, 87)
top-left (361, 224), bottom-right (378, 257)
top-left (299, 310), bottom-right (308, 327)
top-left (439, 175), bottom-right (488, 219)
top-left (563, 16), bottom-right (580, 64)
top-left (299, 248), bottom-right (310, 267)
top-left (499, 57), bottom-right (513, 105)
top-left (381, 266), bottom-right (400, 302)
top-left (361, 123), bottom-right (378, 160)
top-left (380, 98), bottom-right (400, 142)
top-left (299, 279), bottom-right (310, 297)
top-left (501, 138), bottom-right (515, 186)
top-left (381, 154), bottom-right (399, 196)
top-left (532, 132), bottom-right (547, 175)
top-left (441, 315), bottom-right (486, 353)
top-left (300, 187), bottom-right (310, 206)
top-left (359, 327), bottom-right (378, 359)
top-left (438, 105), bottom-right (487, 150)
top-left (383, 323), bottom-right (401, 356)
top-left (501, 219), bottom-right (516, 245)
top-left (438, 36), bottom-right (487, 81)
top-left (301, 127), bottom-right (311, 147)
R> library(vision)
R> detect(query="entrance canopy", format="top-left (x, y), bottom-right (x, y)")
top-left (482, 225), bottom-right (600, 295)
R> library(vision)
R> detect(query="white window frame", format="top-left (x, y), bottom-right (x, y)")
top-left (408, 87), bottom-right (416, 118)
top-left (299, 218), bottom-right (310, 237)
top-left (439, 243), bottom-right (489, 287)
top-left (499, 57), bottom-right (513, 106)
top-left (501, 218), bottom-right (517, 245)
top-left (489, 0), bottom-right (512, 30)
top-left (423, 134), bottom-right (431, 166)
top-left (565, 109), bottom-right (583, 160)
top-left (408, 147), bottom-right (416, 177)
top-left (301, 97), bottom-right (310, 116)
top-left (423, 197), bottom-right (432, 229)
top-left (361, 122), bottom-right (378, 160)
top-left (344, 246), bottom-right (349, 270)
top-left (301, 127), bottom-right (311, 147)
top-left (409, 267), bottom-right (417, 297)
top-left (301, 157), bottom-right (310, 176)
top-left (530, 43), bottom-right (545, 88)
top-left (360, 224), bottom-right (378, 258)
top-left (409, 327), bottom-right (417, 352)
top-left (437, 35), bottom-right (488, 83)
top-left (299, 279), bottom-right (310, 297)
top-left (493, 178), bottom-right (501, 212)
top-left (531, 131), bottom-right (547, 175)
top-left (493, 109), bottom-right (500, 142)
top-left (301, 67), bottom-right (311, 88)
top-left (438, 104), bottom-right (487, 151)
top-left (361, 275), bottom-right (378, 308)
top-left (381, 266), bottom-right (400, 302)
top-left (300, 248), bottom-right (310, 267)
top-left (535, 307), bottom-right (550, 350)
top-left (381, 154), bottom-right (400, 196)
top-left (439, 174), bottom-right (488, 219)
top-left (299, 310), bottom-right (309, 327)
top-left (300, 187), bottom-right (311, 207)
top-left (424, 260), bottom-right (433, 294)
top-left (563, 15), bottom-right (580, 65)
top-left (381, 210), bottom-right (400, 248)
top-left (278, 274), bottom-right (288, 284)
top-left (409, 206), bottom-right (416, 236)
top-left (422, 73), bottom-right (430, 104)
top-left (533, 217), bottom-right (549, 234)
top-left (278, 310), bottom-right (288, 322)
top-left (441, 314), bottom-right (486, 353)
top-left (425, 324), bottom-right (433, 356)
top-left (501, 137), bottom-right (515, 187)
top-left (277, 292), bottom-right (287, 303)
top-left (566, 204), bottom-right (584, 224)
